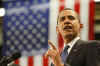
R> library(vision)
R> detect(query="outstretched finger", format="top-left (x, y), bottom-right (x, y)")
top-left (48, 40), bottom-right (57, 50)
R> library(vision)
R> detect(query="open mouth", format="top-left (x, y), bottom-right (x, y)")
top-left (63, 26), bottom-right (72, 30)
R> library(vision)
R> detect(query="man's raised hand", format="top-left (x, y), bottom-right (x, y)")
top-left (45, 40), bottom-right (64, 66)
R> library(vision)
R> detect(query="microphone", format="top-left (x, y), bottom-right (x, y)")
top-left (0, 52), bottom-right (21, 65)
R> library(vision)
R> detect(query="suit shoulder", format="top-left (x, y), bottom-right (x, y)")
top-left (79, 40), bottom-right (100, 46)
top-left (77, 40), bottom-right (100, 49)
top-left (87, 40), bottom-right (100, 47)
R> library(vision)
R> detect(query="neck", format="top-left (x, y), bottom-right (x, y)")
top-left (64, 34), bottom-right (80, 44)
top-left (64, 37), bottom-right (74, 44)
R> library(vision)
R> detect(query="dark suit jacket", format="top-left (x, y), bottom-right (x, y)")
top-left (64, 39), bottom-right (100, 66)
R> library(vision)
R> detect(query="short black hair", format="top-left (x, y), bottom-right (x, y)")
top-left (57, 8), bottom-right (80, 24)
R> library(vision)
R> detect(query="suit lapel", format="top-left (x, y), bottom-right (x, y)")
top-left (66, 39), bottom-right (85, 63)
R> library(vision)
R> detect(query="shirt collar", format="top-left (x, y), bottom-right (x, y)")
top-left (64, 36), bottom-right (80, 53)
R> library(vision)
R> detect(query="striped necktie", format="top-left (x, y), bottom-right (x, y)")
top-left (61, 45), bottom-right (69, 63)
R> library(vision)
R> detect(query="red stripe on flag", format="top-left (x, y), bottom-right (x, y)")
top-left (89, 0), bottom-right (95, 40)
top-left (58, 0), bottom-right (65, 52)
top-left (43, 56), bottom-right (48, 66)
top-left (14, 59), bottom-right (19, 65)
top-left (28, 56), bottom-right (34, 66)
top-left (74, 0), bottom-right (80, 14)
top-left (59, 0), bottom-right (65, 12)
top-left (58, 33), bottom-right (64, 53)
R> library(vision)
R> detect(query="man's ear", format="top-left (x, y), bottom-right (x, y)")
top-left (56, 26), bottom-right (58, 33)
top-left (56, 26), bottom-right (59, 33)
top-left (80, 24), bottom-right (83, 28)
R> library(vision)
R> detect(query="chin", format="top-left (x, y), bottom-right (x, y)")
top-left (64, 34), bottom-right (73, 39)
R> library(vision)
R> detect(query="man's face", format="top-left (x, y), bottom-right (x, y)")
top-left (57, 10), bottom-right (82, 39)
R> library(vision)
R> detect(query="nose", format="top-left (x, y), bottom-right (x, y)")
top-left (64, 17), bottom-right (72, 25)
top-left (64, 21), bottom-right (71, 25)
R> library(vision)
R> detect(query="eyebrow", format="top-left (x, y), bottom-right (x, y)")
top-left (68, 15), bottom-right (75, 18)
top-left (60, 15), bottom-right (75, 18)
top-left (60, 16), bottom-right (65, 18)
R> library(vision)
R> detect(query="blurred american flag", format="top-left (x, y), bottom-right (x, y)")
top-left (2, 0), bottom-right (95, 66)
top-left (2, 0), bottom-right (49, 56)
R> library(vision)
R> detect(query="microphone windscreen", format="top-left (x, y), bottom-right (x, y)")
top-left (7, 52), bottom-right (21, 64)
top-left (11, 52), bottom-right (21, 60)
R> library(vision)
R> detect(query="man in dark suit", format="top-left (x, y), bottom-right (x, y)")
top-left (45, 8), bottom-right (100, 66)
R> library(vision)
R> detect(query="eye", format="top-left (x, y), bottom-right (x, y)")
top-left (68, 15), bottom-right (75, 20)
top-left (60, 16), bottom-right (65, 21)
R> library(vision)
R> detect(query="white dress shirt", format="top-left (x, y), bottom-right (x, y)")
top-left (64, 37), bottom-right (80, 54)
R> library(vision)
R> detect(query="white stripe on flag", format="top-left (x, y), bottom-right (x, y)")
top-left (65, 0), bottom-right (75, 10)
top-left (49, 0), bottom-right (59, 47)
top-left (80, 0), bottom-right (89, 40)
top-left (34, 55), bottom-right (42, 66)
top-left (19, 57), bottom-right (28, 66)
top-left (49, 0), bottom-right (59, 66)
